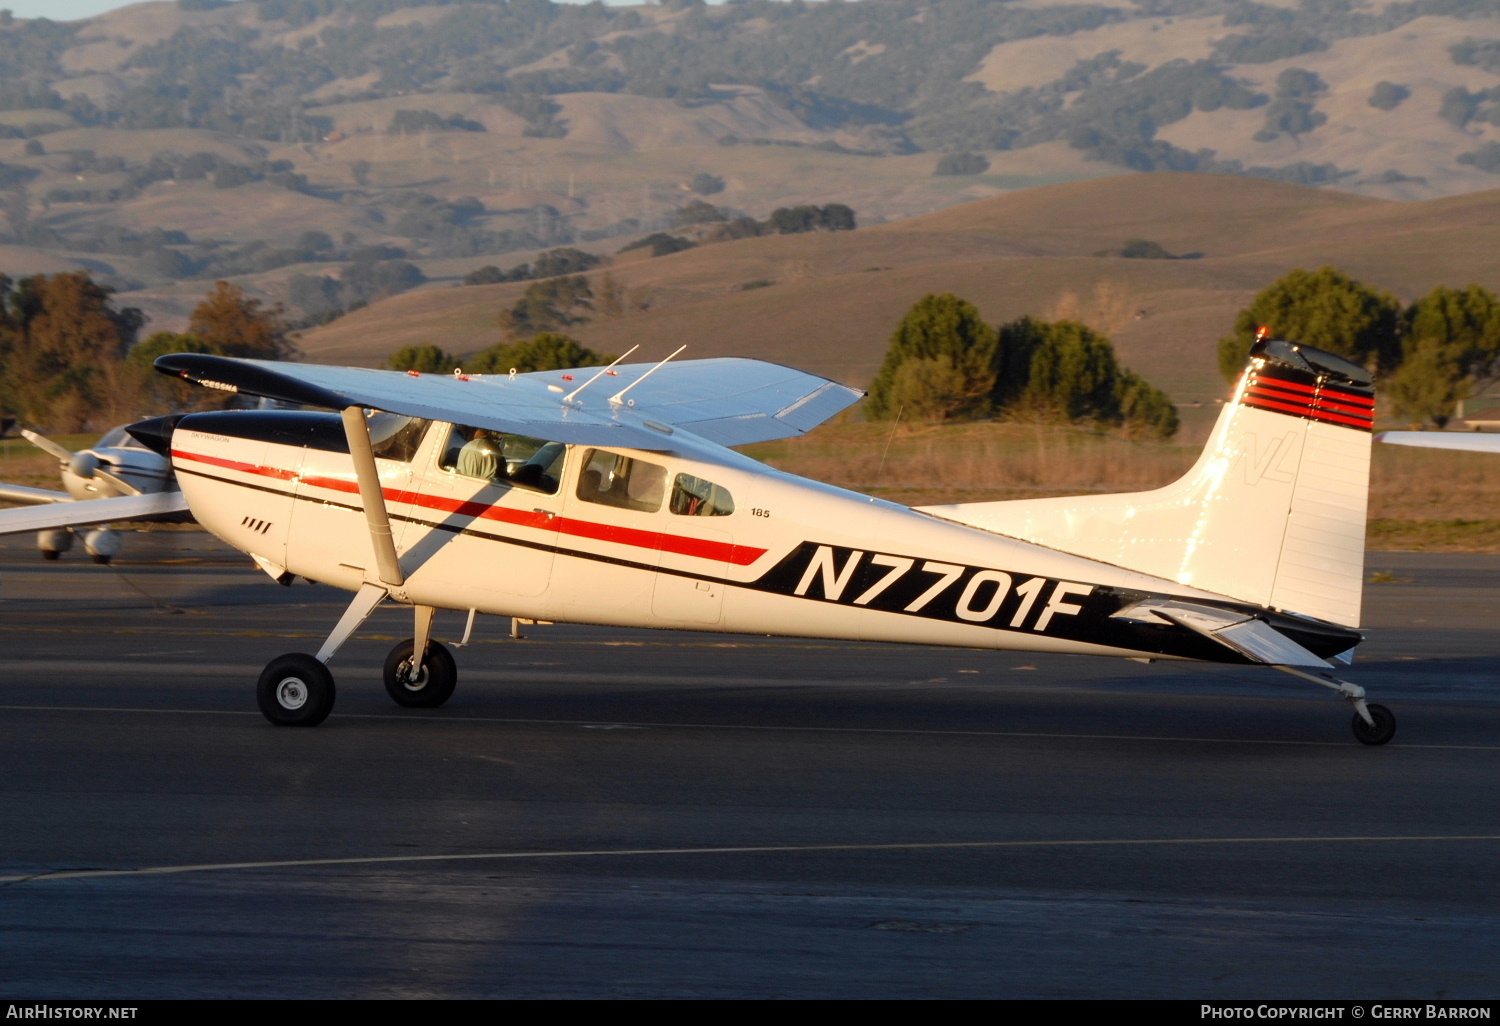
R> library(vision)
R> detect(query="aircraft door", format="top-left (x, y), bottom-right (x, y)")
top-left (286, 413), bottom-right (427, 584)
top-left (651, 470), bottom-right (737, 625)
top-left (399, 424), bottom-right (562, 603)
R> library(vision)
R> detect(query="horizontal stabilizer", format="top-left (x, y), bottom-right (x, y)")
top-left (1113, 600), bottom-right (1332, 668)
top-left (0, 491), bottom-right (191, 536)
top-left (0, 482), bottom-right (71, 506)
top-left (1376, 431), bottom-right (1500, 454)
top-left (155, 354), bottom-right (863, 450)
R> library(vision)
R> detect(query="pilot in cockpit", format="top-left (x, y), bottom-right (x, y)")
top-left (456, 428), bottom-right (504, 481)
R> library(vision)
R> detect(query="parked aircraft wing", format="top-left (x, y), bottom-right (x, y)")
top-left (155, 354), bottom-right (862, 450)
top-left (1376, 431), bottom-right (1500, 454)
top-left (0, 482), bottom-right (71, 505)
top-left (0, 491), bottom-right (190, 536)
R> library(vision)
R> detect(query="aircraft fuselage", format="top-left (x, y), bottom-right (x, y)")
top-left (169, 410), bottom-right (1360, 665)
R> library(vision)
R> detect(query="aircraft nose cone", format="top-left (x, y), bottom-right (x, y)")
top-left (69, 451), bottom-right (99, 479)
top-left (124, 414), bottom-right (182, 457)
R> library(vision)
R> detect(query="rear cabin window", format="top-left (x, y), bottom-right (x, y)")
top-left (440, 425), bottom-right (566, 495)
top-left (576, 449), bottom-right (667, 513)
top-left (368, 413), bottom-right (430, 463)
top-left (670, 474), bottom-right (734, 517)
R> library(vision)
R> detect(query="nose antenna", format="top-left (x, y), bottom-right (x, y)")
top-left (609, 345), bottom-right (686, 408)
top-left (561, 344), bottom-right (640, 405)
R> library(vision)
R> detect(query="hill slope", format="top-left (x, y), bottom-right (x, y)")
top-left (1, 0), bottom-right (1499, 336)
top-left (297, 173), bottom-right (1500, 404)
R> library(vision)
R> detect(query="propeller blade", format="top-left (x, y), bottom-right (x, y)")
top-left (19, 429), bottom-right (74, 462)
top-left (92, 468), bottom-right (143, 497)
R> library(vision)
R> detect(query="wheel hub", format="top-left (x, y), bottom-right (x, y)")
top-left (276, 677), bottom-right (308, 710)
top-left (399, 659), bottom-right (429, 691)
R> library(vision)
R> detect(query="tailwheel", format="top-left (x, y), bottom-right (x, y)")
top-left (1352, 702), bottom-right (1396, 746)
top-left (383, 638), bottom-right (457, 709)
top-left (257, 653), bottom-right (336, 726)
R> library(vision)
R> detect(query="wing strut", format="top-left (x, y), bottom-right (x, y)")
top-left (340, 407), bottom-right (405, 588)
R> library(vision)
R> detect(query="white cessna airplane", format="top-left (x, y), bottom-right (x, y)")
top-left (0, 421), bottom-right (190, 561)
top-left (149, 335), bottom-right (1394, 744)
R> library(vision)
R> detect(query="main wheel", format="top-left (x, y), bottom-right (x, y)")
top-left (1352, 703), bottom-right (1396, 746)
top-left (383, 638), bottom-right (457, 708)
top-left (257, 653), bottom-right (336, 726)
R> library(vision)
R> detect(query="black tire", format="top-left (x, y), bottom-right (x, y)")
top-left (257, 653), bottom-right (336, 726)
top-left (91, 554), bottom-right (111, 565)
top-left (41, 550), bottom-right (60, 561)
top-left (1352, 703), bottom-right (1396, 746)
top-left (383, 638), bottom-right (457, 708)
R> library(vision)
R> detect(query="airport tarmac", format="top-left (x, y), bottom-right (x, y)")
top-left (0, 531), bottom-right (1497, 998)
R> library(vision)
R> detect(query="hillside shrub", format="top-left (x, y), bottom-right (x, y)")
top-left (1368, 81), bottom-right (1409, 111)
top-left (934, 153), bottom-right (990, 176)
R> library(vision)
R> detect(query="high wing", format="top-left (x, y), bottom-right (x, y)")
top-left (0, 491), bottom-right (190, 536)
top-left (0, 483), bottom-right (71, 506)
top-left (1376, 430), bottom-right (1500, 454)
top-left (156, 354), bottom-right (863, 450)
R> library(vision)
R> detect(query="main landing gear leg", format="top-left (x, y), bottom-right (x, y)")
top-left (383, 604), bottom-right (457, 709)
top-left (256, 583), bottom-right (387, 726)
top-left (1275, 665), bottom-right (1396, 746)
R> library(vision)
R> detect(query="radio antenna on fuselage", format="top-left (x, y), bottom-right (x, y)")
top-left (561, 344), bottom-right (639, 405)
top-left (608, 345), bottom-right (686, 408)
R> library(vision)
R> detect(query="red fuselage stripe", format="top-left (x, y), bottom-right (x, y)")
top-left (171, 449), bottom-right (767, 566)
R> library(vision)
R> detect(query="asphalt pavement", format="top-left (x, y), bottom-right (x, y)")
top-left (0, 531), bottom-right (1496, 998)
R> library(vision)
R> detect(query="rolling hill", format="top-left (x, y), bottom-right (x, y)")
top-left (0, 0), bottom-right (1498, 337)
top-left (296, 172), bottom-right (1500, 404)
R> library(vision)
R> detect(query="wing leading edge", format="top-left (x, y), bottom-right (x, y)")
top-left (155, 354), bottom-right (863, 450)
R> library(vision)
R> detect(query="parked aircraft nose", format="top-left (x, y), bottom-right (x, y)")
top-left (69, 452), bottom-right (99, 479)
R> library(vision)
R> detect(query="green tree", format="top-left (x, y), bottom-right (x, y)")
top-left (385, 344), bottom-right (459, 374)
top-left (1385, 284), bottom-right (1500, 427)
top-left (1116, 370), bottom-right (1180, 439)
top-left (125, 331), bottom-right (222, 411)
top-left (1217, 267), bottom-right (1402, 382)
top-left (498, 276), bottom-right (594, 339)
top-left (189, 281), bottom-right (296, 360)
top-left (128, 330), bottom-right (214, 368)
top-left (0, 272), bottom-right (145, 430)
top-left (465, 333), bottom-right (614, 375)
top-left (867, 294), bottom-right (1000, 421)
top-left (994, 315), bottom-right (1050, 408)
top-left (1021, 320), bottom-right (1122, 422)
top-left (1383, 338), bottom-right (1465, 429)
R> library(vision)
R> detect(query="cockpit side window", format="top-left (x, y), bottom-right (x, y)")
top-left (575, 449), bottom-right (666, 513)
top-left (670, 473), bottom-right (734, 517)
top-left (439, 424), bottom-right (565, 495)
top-left (367, 413), bottom-right (430, 463)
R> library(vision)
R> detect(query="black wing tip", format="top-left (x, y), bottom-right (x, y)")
top-left (153, 353), bottom-right (348, 410)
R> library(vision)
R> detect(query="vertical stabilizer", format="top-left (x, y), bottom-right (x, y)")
top-left (917, 339), bottom-right (1374, 627)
